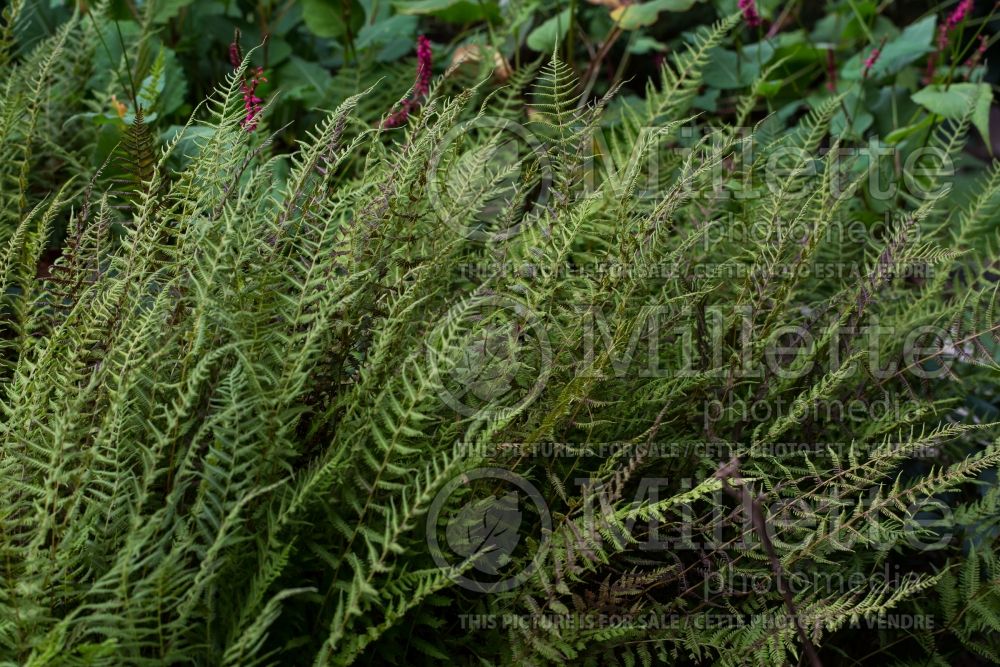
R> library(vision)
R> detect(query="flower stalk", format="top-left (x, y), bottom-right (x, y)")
top-left (383, 35), bottom-right (433, 128)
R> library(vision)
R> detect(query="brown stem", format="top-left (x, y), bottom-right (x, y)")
top-left (579, 26), bottom-right (623, 107)
top-left (766, 0), bottom-right (800, 39)
top-left (715, 456), bottom-right (825, 667)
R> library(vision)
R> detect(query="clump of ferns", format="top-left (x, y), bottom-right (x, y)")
top-left (472, 66), bottom-right (1000, 667)
top-left (2, 8), bottom-right (1000, 667)
top-left (0, 2), bottom-right (119, 249)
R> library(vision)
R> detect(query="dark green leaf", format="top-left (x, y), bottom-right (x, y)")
top-left (526, 9), bottom-right (571, 53)
top-left (611, 0), bottom-right (699, 30)
top-left (703, 42), bottom-right (776, 89)
top-left (842, 15), bottom-right (936, 80)
top-left (912, 83), bottom-right (993, 147)
top-left (393, 0), bottom-right (500, 23)
top-left (302, 0), bottom-right (364, 41)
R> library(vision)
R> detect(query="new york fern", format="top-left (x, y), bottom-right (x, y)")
top-left (0, 7), bottom-right (998, 667)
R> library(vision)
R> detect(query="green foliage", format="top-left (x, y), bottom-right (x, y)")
top-left (0, 3), bottom-right (998, 667)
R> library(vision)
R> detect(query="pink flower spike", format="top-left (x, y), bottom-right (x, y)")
top-left (946, 0), bottom-right (974, 29)
top-left (937, 24), bottom-right (950, 50)
top-left (862, 38), bottom-right (887, 79)
top-left (927, 1), bottom-right (977, 84)
top-left (239, 63), bottom-right (266, 131)
top-left (738, 0), bottom-right (762, 28)
top-left (415, 35), bottom-right (432, 99)
top-left (825, 49), bottom-right (837, 92)
top-left (382, 101), bottom-right (413, 129)
top-left (964, 34), bottom-right (989, 72)
top-left (862, 52), bottom-right (879, 79)
top-left (226, 37), bottom-right (267, 132)
top-left (381, 36), bottom-right (433, 128)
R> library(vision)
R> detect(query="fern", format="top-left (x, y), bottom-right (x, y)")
top-left (0, 8), bottom-right (999, 667)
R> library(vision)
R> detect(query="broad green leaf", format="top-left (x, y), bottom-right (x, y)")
top-left (301, 0), bottom-right (345, 37)
top-left (611, 0), bottom-right (699, 30)
top-left (134, 49), bottom-right (167, 122)
top-left (239, 26), bottom-right (294, 65)
top-left (357, 14), bottom-right (418, 60)
top-left (278, 57), bottom-right (334, 106)
top-left (356, 14), bottom-right (418, 49)
top-left (757, 80), bottom-right (783, 97)
top-left (912, 83), bottom-right (993, 148)
top-left (526, 9), bottom-right (571, 53)
top-left (394, 0), bottom-right (500, 23)
top-left (703, 41), bottom-right (776, 89)
top-left (878, 15), bottom-right (937, 74)
top-left (302, 0), bottom-right (364, 41)
top-left (884, 115), bottom-right (934, 145)
top-left (152, 0), bottom-right (196, 23)
top-left (831, 100), bottom-right (873, 139)
top-left (629, 35), bottom-right (668, 55)
top-left (159, 125), bottom-right (216, 161)
top-left (829, 89), bottom-right (873, 139)
top-left (870, 85), bottom-right (922, 137)
top-left (693, 87), bottom-right (720, 112)
top-left (842, 15), bottom-right (937, 80)
top-left (157, 48), bottom-right (188, 117)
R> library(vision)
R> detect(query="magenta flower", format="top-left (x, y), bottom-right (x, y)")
top-left (965, 34), bottom-right (989, 72)
top-left (738, 0), bottom-right (762, 28)
top-left (862, 38), bottom-right (887, 79)
top-left (946, 0), bottom-right (974, 29)
top-left (228, 39), bottom-right (267, 132)
top-left (241, 67), bottom-right (267, 132)
top-left (415, 35), bottom-right (432, 98)
top-left (863, 52), bottom-right (880, 77)
top-left (383, 35), bottom-right (434, 129)
top-left (926, 0), bottom-right (976, 83)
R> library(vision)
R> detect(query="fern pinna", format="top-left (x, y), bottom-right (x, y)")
top-left (0, 10), bottom-right (999, 667)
